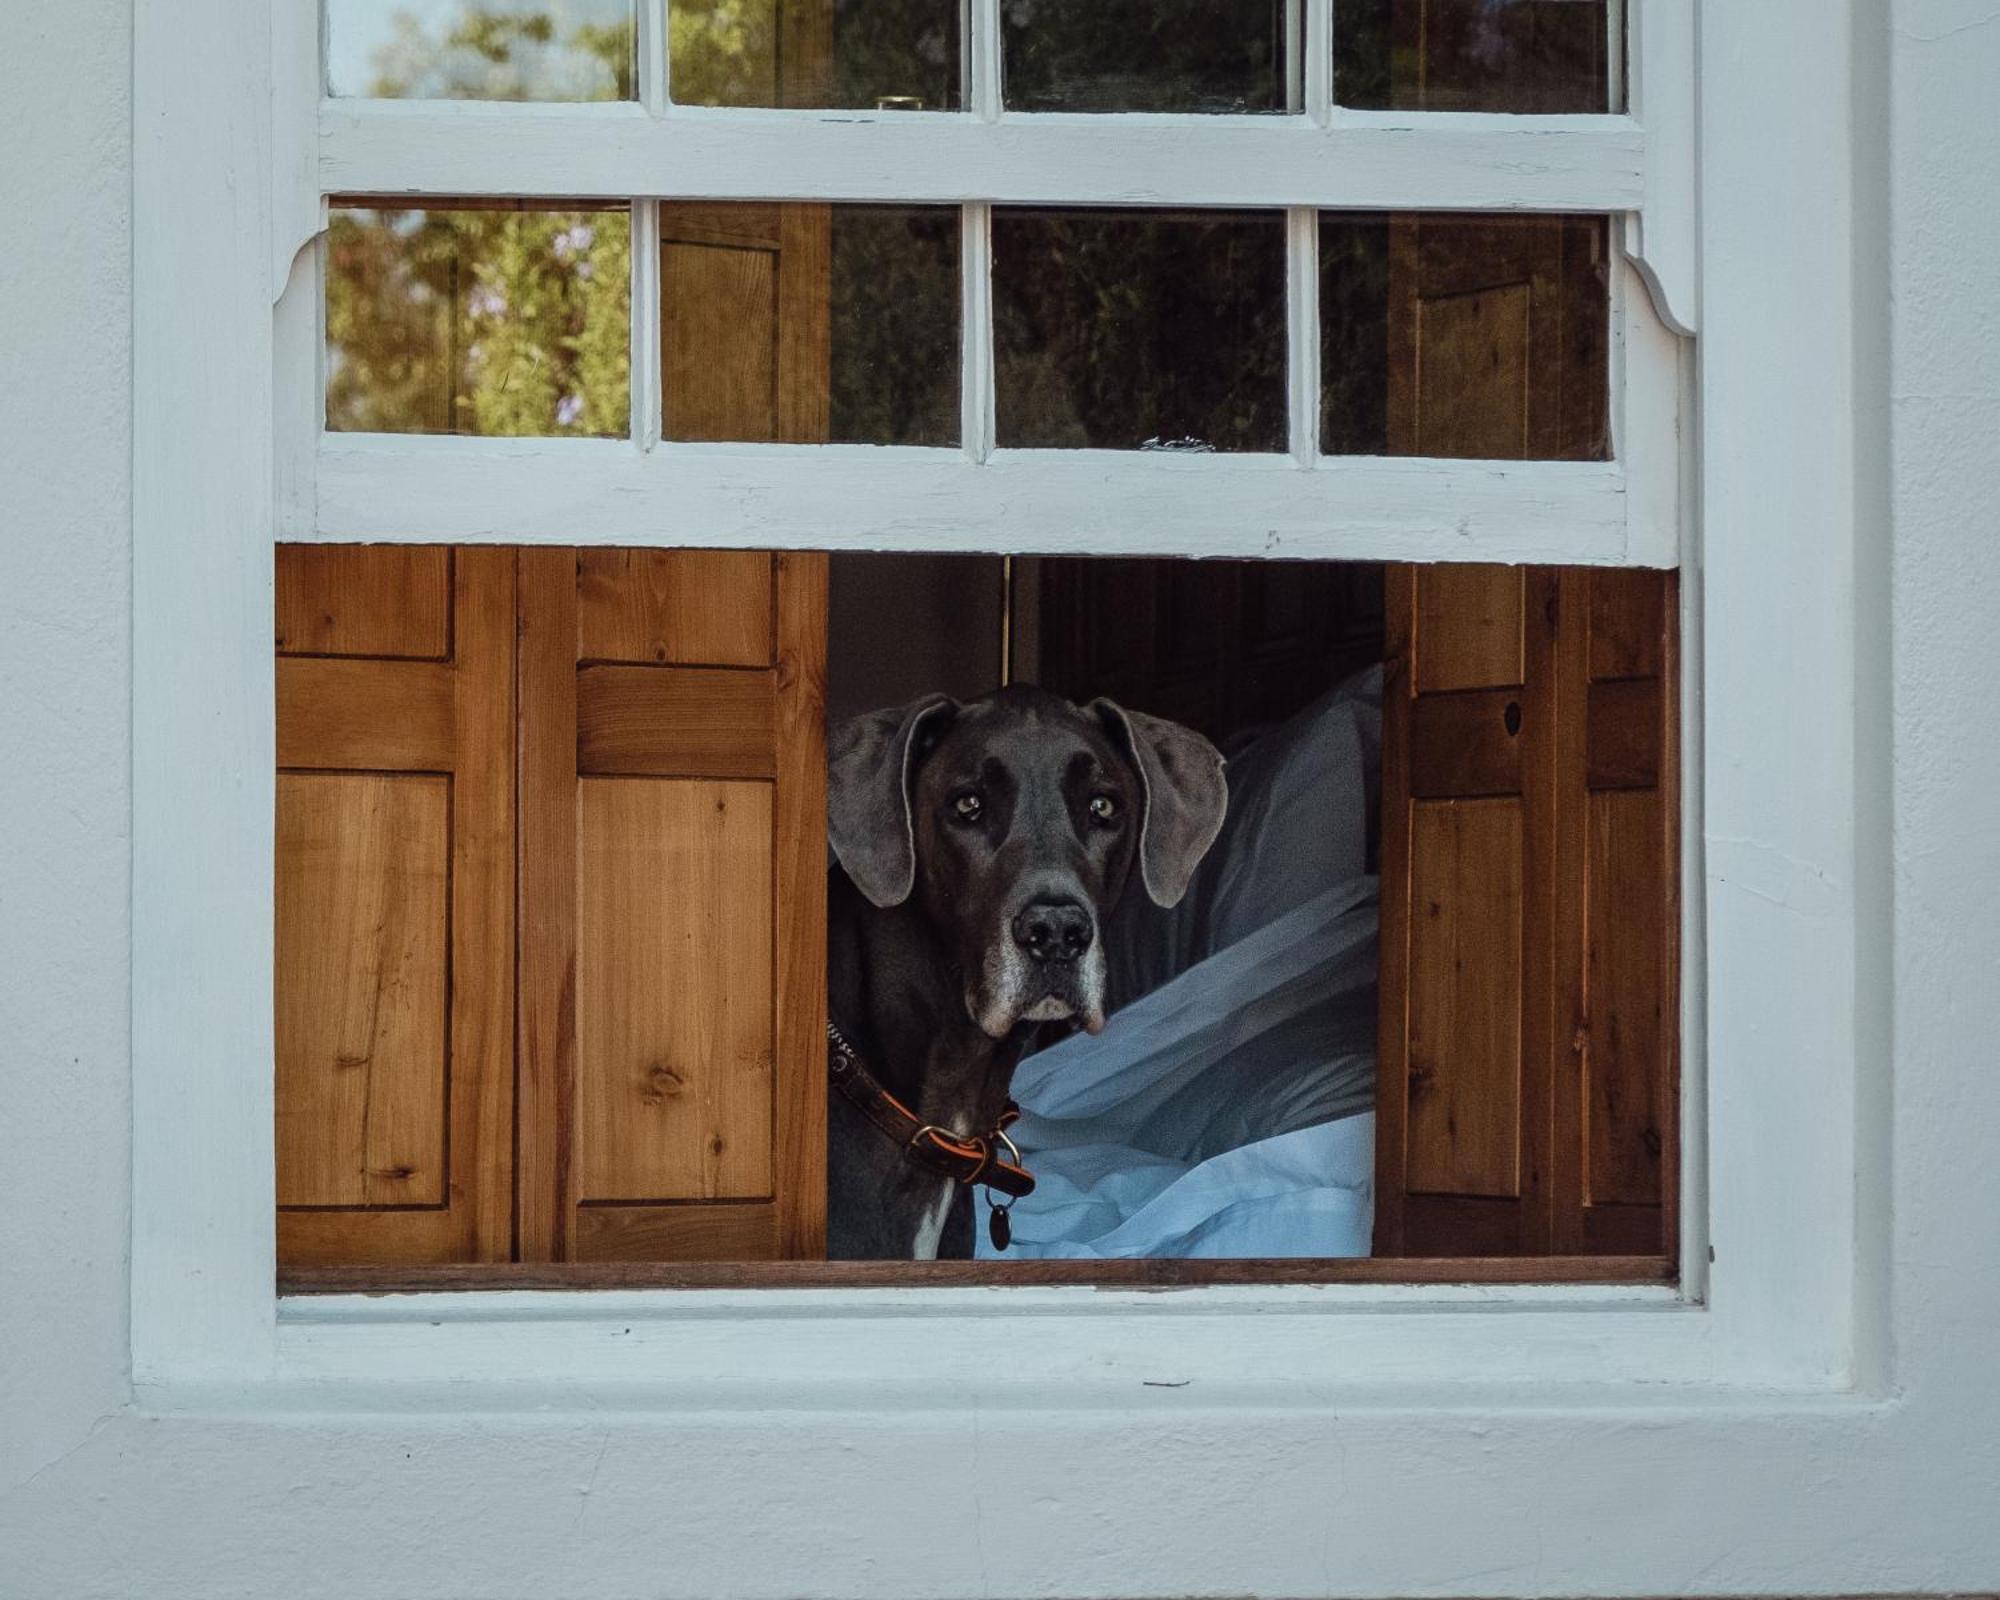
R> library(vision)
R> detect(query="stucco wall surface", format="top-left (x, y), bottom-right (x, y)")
top-left (4, 1), bottom-right (2000, 1596)
top-left (0, 0), bottom-right (136, 1502)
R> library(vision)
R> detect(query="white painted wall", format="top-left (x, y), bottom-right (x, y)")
top-left (4, 1), bottom-right (2000, 1594)
top-left (0, 0), bottom-right (136, 1497)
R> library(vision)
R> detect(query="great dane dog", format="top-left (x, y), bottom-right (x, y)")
top-left (825, 685), bottom-right (1228, 1260)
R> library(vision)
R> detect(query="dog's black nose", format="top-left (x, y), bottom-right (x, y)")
top-left (1012, 899), bottom-right (1094, 964)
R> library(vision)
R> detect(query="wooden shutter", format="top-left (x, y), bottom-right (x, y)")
top-left (517, 549), bottom-right (828, 1264)
top-left (1552, 566), bottom-right (1678, 1256)
top-left (275, 546), bottom-right (515, 1267)
top-left (1374, 565), bottom-right (1676, 1258)
top-left (659, 203), bottom-right (830, 445)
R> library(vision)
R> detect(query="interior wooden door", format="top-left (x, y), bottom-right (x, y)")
top-left (275, 546), bottom-right (515, 1268)
top-left (517, 548), bottom-right (828, 1263)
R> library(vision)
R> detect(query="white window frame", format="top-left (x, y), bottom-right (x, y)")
top-left (131, 0), bottom-right (1879, 1433)
top-left (291, 0), bottom-right (1690, 563)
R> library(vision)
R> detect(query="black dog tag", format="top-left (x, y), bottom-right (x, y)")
top-left (988, 1201), bottom-right (1012, 1252)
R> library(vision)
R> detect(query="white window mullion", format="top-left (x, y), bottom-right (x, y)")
top-left (632, 200), bottom-right (663, 448)
top-left (1286, 207), bottom-right (1320, 467)
top-left (970, 0), bottom-right (1001, 120)
top-left (638, 0), bottom-right (668, 112)
top-left (634, 0), bottom-right (666, 448)
top-left (962, 203), bottom-right (995, 463)
top-left (1302, 0), bottom-right (1333, 124)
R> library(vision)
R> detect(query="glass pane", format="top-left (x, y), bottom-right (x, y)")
top-left (1320, 212), bottom-right (1608, 459)
top-left (993, 209), bottom-right (1287, 452)
top-left (659, 203), bottom-right (959, 445)
top-left (1002, 0), bottom-right (1294, 113)
top-left (1334, 0), bottom-right (1615, 112)
top-left (328, 0), bottom-right (636, 100)
top-left (670, 0), bottom-right (961, 109)
top-left (326, 204), bottom-right (631, 437)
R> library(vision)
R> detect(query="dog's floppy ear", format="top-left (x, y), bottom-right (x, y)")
top-left (828, 694), bottom-right (958, 908)
top-left (1090, 699), bottom-right (1228, 909)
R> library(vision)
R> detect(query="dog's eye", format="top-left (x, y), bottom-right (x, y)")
top-left (950, 792), bottom-right (984, 824)
top-left (1088, 794), bottom-right (1121, 825)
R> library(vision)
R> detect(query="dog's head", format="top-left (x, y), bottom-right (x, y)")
top-left (830, 685), bottom-right (1227, 1038)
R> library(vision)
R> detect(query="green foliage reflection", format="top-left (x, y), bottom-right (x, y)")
top-left (326, 207), bottom-right (631, 437)
top-left (349, 0), bottom-right (635, 101)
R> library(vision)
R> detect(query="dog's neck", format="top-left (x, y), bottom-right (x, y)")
top-left (827, 869), bottom-right (1028, 1137)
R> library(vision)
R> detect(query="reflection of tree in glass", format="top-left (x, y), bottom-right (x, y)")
top-left (1001, 0), bottom-right (1289, 113)
top-left (668, 0), bottom-right (959, 109)
top-left (993, 212), bottom-right (1287, 453)
top-left (326, 206), bottom-right (630, 437)
top-left (364, 1), bottom-right (635, 101)
top-left (830, 208), bottom-right (959, 446)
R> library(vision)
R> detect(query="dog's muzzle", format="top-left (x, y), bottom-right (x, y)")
top-left (971, 896), bottom-right (1108, 1038)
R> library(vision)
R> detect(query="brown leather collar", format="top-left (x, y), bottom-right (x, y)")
top-left (826, 1022), bottom-right (1036, 1200)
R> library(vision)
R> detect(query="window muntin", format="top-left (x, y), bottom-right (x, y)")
top-left (324, 204), bottom-right (1614, 460)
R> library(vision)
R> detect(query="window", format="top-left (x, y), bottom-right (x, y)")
top-left (122, 41), bottom-right (1884, 1600)
top-left (272, 0), bottom-right (1692, 1290)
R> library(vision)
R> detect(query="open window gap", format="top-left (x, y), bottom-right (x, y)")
top-left (273, 544), bottom-right (1680, 1287)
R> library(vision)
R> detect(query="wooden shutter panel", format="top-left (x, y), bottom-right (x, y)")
top-left (1375, 567), bottom-right (1678, 1258)
top-left (1552, 567), bottom-right (1678, 1256)
top-left (518, 550), bottom-right (828, 1264)
top-left (275, 546), bottom-right (515, 1267)
top-left (1375, 564), bottom-right (1560, 1255)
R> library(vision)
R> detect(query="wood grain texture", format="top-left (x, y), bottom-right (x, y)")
top-left (276, 547), bottom-right (518, 1270)
top-left (1587, 564), bottom-right (1665, 680)
top-left (1406, 799), bottom-right (1525, 1199)
top-left (276, 544), bottom-right (449, 659)
top-left (577, 549), bottom-right (774, 667)
top-left (276, 657), bottom-right (454, 771)
top-left (576, 778), bottom-right (776, 1203)
top-left (515, 548), bottom-right (579, 1262)
top-left (1386, 214), bottom-right (1607, 465)
top-left (283, 1254), bottom-right (1678, 1295)
top-left (772, 551), bottom-right (829, 1258)
top-left (573, 1202), bottom-right (781, 1263)
top-left (1585, 677), bottom-right (1663, 790)
top-left (1551, 567), bottom-right (1677, 1256)
top-left (1378, 566), bottom-right (1559, 1258)
top-left (444, 547), bottom-right (518, 1260)
top-left (1584, 788), bottom-right (1667, 1207)
top-left (275, 773), bottom-right (449, 1208)
top-left (776, 205), bottom-right (832, 444)
top-left (658, 202), bottom-right (830, 446)
top-left (577, 665), bottom-right (777, 778)
top-left (663, 240), bottom-right (779, 442)
top-left (1413, 563), bottom-right (1524, 692)
top-left (1409, 687), bottom-right (1523, 799)
top-left (1414, 281), bottom-right (1533, 457)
